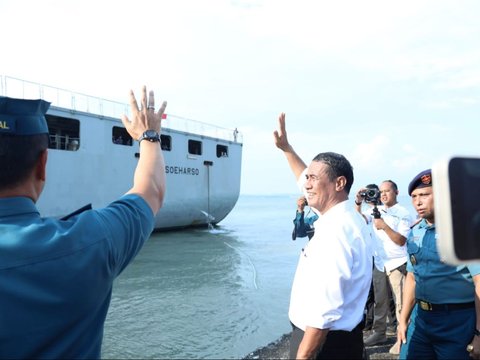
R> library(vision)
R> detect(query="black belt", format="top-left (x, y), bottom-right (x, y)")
top-left (417, 299), bottom-right (475, 311)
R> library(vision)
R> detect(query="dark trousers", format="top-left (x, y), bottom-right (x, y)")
top-left (400, 304), bottom-right (475, 359)
top-left (290, 322), bottom-right (364, 359)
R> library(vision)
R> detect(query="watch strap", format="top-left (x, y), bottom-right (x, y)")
top-left (138, 130), bottom-right (160, 143)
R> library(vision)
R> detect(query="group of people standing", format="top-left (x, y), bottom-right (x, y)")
top-left (277, 113), bottom-right (480, 359)
top-left (1, 90), bottom-right (479, 360)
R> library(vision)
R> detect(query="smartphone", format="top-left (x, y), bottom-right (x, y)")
top-left (433, 156), bottom-right (480, 264)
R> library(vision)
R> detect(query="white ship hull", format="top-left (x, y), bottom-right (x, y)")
top-left (2, 76), bottom-right (242, 230)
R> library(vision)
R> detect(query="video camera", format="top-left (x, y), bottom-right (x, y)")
top-left (360, 187), bottom-right (381, 219)
top-left (360, 188), bottom-right (381, 205)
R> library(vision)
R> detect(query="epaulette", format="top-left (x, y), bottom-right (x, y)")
top-left (60, 204), bottom-right (92, 221)
top-left (410, 218), bottom-right (422, 229)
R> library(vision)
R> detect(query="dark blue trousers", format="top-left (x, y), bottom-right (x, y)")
top-left (400, 304), bottom-right (475, 360)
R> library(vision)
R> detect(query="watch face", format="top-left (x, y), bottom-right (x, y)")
top-left (143, 130), bottom-right (159, 140)
top-left (139, 130), bottom-right (160, 142)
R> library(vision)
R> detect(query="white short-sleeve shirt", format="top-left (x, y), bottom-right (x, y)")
top-left (364, 203), bottom-right (412, 272)
top-left (288, 200), bottom-right (373, 331)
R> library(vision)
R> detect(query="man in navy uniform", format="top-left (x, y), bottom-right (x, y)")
top-left (0, 87), bottom-right (166, 358)
top-left (398, 169), bottom-right (480, 359)
top-left (292, 195), bottom-right (319, 240)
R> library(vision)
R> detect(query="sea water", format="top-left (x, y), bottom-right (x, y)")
top-left (101, 195), bottom-right (305, 359)
top-left (101, 194), bottom-right (415, 359)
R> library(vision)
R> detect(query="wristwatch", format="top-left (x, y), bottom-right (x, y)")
top-left (138, 130), bottom-right (160, 143)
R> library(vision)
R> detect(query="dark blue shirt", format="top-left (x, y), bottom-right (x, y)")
top-left (406, 219), bottom-right (480, 303)
top-left (292, 211), bottom-right (319, 240)
top-left (0, 194), bottom-right (154, 359)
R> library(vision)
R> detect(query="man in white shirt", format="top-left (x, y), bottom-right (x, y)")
top-left (274, 113), bottom-right (373, 359)
top-left (355, 180), bottom-right (412, 355)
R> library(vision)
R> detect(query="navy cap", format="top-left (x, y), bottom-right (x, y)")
top-left (408, 169), bottom-right (432, 196)
top-left (0, 96), bottom-right (50, 136)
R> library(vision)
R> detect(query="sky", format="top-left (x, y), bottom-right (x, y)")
top-left (1, 0), bottom-right (479, 196)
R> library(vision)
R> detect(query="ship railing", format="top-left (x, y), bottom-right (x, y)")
top-left (1, 75), bottom-right (243, 143)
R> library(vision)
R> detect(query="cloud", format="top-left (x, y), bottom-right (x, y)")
top-left (2, 0), bottom-right (479, 197)
top-left (423, 96), bottom-right (480, 110)
top-left (434, 70), bottom-right (480, 91)
top-left (351, 135), bottom-right (391, 168)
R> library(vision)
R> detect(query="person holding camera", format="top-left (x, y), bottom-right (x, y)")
top-left (354, 184), bottom-right (386, 332)
top-left (398, 170), bottom-right (480, 360)
top-left (274, 113), bottom-right (373, 359)
top-left (292, 196), bottom-right (319, 240)
top-left (355, 180), bottom-right (412, 355)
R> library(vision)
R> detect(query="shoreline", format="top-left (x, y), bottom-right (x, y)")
top-left (243, 331), bottom-right (398, 359)
top-left (243, 333), bottom-right (291, 359)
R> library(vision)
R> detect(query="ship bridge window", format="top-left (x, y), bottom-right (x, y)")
top-left (161, 134), bottom-right (171, 151)
top-left (216, 144), bottom-right (228, 158)
top-left (188, 139), bottom-right (202, 155)
top-left (112, 126), bottom-right (133, 146)
top-left (46, 115), bottom-right (80, 151)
